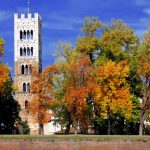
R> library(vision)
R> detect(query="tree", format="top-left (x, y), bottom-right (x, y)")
top-left (76, 17), bottom-right (102, 62)
top-left (0, 39), bottom-right (9, 93)
top-left (98, 19), bottom-right (139, 63)
top-left (95, 60), bottom-right (132, 134)
top-left (77, 17), bottom-right (140, 134)
top-left (61, 52), bottom-right (93, 134)
top-left (29, 65), bottom-right (58, 134)
top-left (0, 63), bottom-right (9, 93)
top-left (0, 38), bottom-right (20, 134)
top-left (0, 77), bottom-right (20, 134)
top-left (54, 42), bottom-right (94, 134)
top-left (138, 31), bottom-right (150, 135)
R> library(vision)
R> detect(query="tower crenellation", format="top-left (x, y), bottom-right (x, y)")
top-left (14, 13), bottom-right (41, 19)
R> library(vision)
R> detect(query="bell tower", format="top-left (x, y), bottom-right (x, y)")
top-left (14, 12), bottom-right (42, 134)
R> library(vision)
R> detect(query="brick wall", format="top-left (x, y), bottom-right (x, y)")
top-left (0, 139), bottom-right (150, 150)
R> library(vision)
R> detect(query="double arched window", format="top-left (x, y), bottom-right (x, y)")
top-left (21, 65), bottom-right (32, 75)
top-left (23, 82), bottom-right (30, 92)
top-left (20, 47), bottom-right (33, 56)
top-left (20, 30), bottom-right (33, 40)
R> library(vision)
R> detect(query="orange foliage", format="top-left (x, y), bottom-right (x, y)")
top-left (63, 54), bottom-right (93, 123)
top-left (0, 63), bottom-right (9, 93)
top-left (0, 39), bottom-right (9, 93)
top-left (29, 65), bottom-right (58, 124)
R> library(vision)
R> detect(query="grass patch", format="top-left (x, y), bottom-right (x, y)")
top-left (0, 135), bottom-right (150, 141)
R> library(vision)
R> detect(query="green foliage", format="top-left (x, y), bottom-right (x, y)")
top-left (22, 122), bottom-right (30, 134)
top-left (0, 76), bottom-right (20, 134)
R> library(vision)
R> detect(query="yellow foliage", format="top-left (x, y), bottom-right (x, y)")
top-left (95, 60), bottom-right (132, 118)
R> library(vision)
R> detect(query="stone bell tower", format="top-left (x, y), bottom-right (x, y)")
top-left (14, 12), bottom-right (42, 134)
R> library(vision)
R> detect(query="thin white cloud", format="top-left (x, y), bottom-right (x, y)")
top-left (43, 14), bottom-right (82, 31)
top-left (0, 11), bottom-right (11, 22)
top-left (143, 9), bottom-right (150, 15)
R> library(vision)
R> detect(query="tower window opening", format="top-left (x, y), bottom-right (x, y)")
top-left (27, 30), bottom-right (30, 39)
top-left (24, 48), bottom-right (26, 56)
top-left (31, 30), bottom-right (33, 39)
top-left (27, 83), bottom-right (30, 92)
top-left (23, 83), bottom-right (26, 92)
top-left (21, 65), bottom-right (24, 74)
top-left (20, 31), bottom-right (22, 39)
top-left (29, 65), bottom-right (32, 74)
top-left (27, 47), bottom-right (30, 56)
top-left (25, 100), bottom-right (29, 109)
top-left (20, 48), bottom-right (23, 56)
top-left (23, 31), bottom-right (26, 39)
top-left (31, 47), bottom-right (33, 56)
top-left (25, 65), bottom-right (28, 74)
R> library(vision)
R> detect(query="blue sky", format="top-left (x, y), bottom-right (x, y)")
top-left (0, 0), bottom-right (150, 77)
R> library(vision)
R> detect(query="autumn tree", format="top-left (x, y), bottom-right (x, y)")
top-left (76, 17), bottom-right (140, 134)
top-left (0, 38), bottom-right (20, 134)
top-left (94, 60), bottom-right (132, 134)
top-left (52, 42), bottom-right (74, 134)
top-left (64, 53), bottom-right (93, 134)
top-left (29, 65), bottom-right (58, 134)
top-left (0, 39), bottom-right (9, 93)
top-left (56, 46), bottom-right (93, 134)
top-left (76, 17), bottom-right (102, 63)
top-left (138, 31), bottom-right (150, 135)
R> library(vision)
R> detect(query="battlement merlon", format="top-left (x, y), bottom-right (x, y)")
top-left (14, 13), bottom-right (42, 21)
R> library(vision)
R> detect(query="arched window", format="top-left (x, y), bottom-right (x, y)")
top-left (23, 31), bottom-right (26, 39)
top-left (23, 83), bottom-right (26, 92)
top-left (31, 30), bottom-right (33, 39)
top-left (24, 47), bottom-right (26, 56)
top-left (25, 100), bottom-right (29, 109)
top-left (27, 30), bottom-right (30, 39)
top-left (20, 31), bottom-right (22, 39)
top-left (27, 83), bottom-right (30, 92)
top-left (25, 65), bottom-right (28, 74)
top-left (27, 47), bottom-right (30, 56)
top-left (21, 65), bottom-right (24, 74)
top-left (31, 47), bottom-right (33, 56)
top-left (20, 48), bottom-right (23, 56)
top-left (29, 65), bottom-right (32, 74)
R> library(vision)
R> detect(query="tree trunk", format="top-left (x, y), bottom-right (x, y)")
top-left (89, 53), bottom-right (94, 63)
top-left (139, 109), bottom-right (145, 135)
top-left (39, 123), bottom-right (44, 135)
top-left (74, 120), bottom-right (78, 135)
top-left (65, 111), bottom-right (72, 134)
top-left (65, 123), bottom-right (70, 134)
top-left (139, 76), bottom-right (150, 135)
top-left (107, 111), bottom-right (111, 135)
